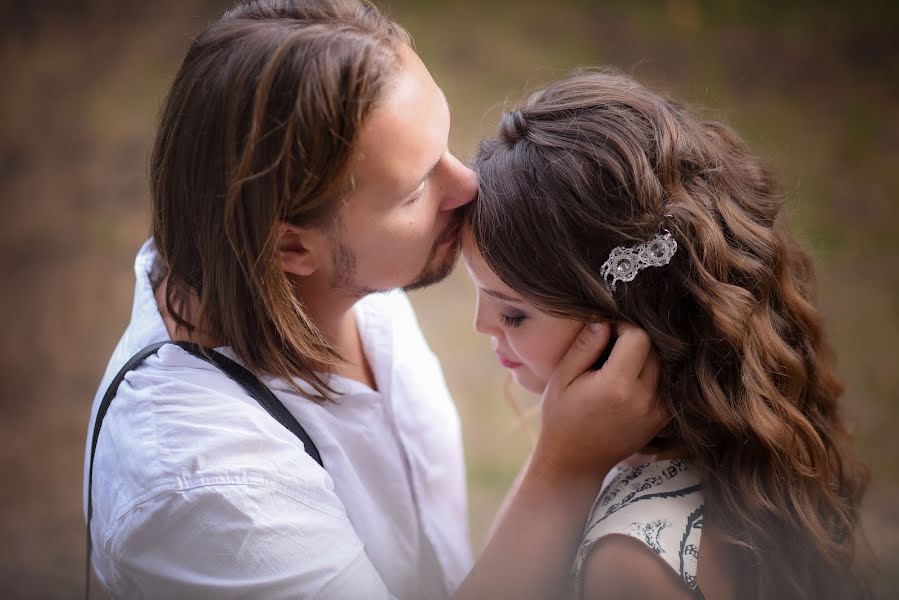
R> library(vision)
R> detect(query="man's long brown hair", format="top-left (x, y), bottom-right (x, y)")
top-left (469, 70), bottom-right (871, 599)
top-left (150, 0), bottom-right (409, 398)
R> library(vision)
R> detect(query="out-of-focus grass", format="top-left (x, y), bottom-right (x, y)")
top-left (1, 0), bottom-right (896, 597)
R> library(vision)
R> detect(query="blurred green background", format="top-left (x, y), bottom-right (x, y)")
top-left (1, 0), bottom-right (897, 597)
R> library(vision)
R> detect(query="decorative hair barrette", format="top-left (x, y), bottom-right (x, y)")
top-left (600, 231), bottom-right (678, 290)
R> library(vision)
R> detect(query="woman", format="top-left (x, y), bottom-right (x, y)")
top-left (463, 71), bottom-right (870, 599)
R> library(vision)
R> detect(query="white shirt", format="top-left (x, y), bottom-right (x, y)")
top-left (83, 240), bottom-right (472, 599)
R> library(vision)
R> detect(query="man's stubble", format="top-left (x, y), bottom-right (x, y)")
top-left (327, 212), bottom-right (463, 299)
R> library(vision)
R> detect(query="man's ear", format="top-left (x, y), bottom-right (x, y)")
top-left (276, 223), bottom-right (325, 277)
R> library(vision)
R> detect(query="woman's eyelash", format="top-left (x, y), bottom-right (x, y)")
top-left (501, 313), bottom-right (526, 327)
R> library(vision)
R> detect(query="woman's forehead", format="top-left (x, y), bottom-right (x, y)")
top-left (461, 227), bottom-right (523, 300)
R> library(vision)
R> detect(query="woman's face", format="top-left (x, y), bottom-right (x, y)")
top-left (462, 226), bottom-right (584, 394)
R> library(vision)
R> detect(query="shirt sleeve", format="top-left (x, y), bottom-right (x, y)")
top-left (104, 480), bottom-right (395, 600)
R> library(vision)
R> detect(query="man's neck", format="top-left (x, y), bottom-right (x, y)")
top-left (298, 282), bottom-right (377, 391)
top-left (154, 275), bottom-right (377, 391)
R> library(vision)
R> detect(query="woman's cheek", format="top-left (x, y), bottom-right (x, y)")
top-left (532, 356), bottom-right (557, 384)
top-left (519, 337), bottom-right (555, 382)
top-left (539, 325), bottom-right (583, 380)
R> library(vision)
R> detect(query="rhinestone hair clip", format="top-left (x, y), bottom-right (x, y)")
top-left (600, 231), bottom-right (678, 290)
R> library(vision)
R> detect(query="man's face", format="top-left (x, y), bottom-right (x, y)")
top-left (324, 44), bottom-right (477, 297)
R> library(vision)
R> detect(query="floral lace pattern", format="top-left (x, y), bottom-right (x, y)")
top-left (572, 459), bottom-right (705, 598)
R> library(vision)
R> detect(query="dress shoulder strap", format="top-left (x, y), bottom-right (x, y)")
top-left (572, 459), bottom-right (705, 599)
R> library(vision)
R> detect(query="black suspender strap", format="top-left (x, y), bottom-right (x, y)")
top-left (167, 342), bottom-right (324, 467)
top-left (85, 341), bottom-right (324, 598)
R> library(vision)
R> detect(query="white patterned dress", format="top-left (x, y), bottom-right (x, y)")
top-left (572, 458), bottom-right (706, 599)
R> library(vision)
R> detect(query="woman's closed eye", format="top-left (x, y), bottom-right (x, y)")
top-left (501, 312), bottom-right (528, 327)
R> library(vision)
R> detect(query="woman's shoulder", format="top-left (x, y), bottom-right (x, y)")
top-left (573, 458), bottom-right (705, 598)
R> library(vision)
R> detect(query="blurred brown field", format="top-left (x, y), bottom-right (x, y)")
top-left (1, 0), bottom-right (897, 597)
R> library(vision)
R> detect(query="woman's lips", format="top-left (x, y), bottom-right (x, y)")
top-left (495, 352), bottom-right (522, 369)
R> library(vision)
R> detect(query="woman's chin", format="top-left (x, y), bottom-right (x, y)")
top-left (513, 372), bottom-right (548, 396)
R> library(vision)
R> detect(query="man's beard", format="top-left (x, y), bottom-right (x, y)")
top-left (401, 233), bottom-right (460, 292)
top-left (328, 216), bottom-right (462, 298)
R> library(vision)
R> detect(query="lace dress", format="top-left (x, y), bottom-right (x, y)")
top-left (571, 458), bottom-right (706, 599)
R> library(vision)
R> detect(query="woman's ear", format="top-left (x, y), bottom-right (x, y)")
top-left (276, 222), bottom-right (325, 277)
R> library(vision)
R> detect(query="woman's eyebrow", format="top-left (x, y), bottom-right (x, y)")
top-left (482, 287), bottom-right (524, 303)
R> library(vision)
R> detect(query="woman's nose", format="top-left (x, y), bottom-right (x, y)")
top-left (473, 306), bottom-right (500, 338)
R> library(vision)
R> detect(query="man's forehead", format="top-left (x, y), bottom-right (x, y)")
top-left (350, 56), bottom-right (450, 192)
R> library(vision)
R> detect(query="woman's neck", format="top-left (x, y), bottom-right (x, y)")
top-left (621, 441), bottom-right (690, 468)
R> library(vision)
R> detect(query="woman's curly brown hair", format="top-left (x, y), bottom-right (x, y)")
top-left (468, 70), bottom-right (871, 599)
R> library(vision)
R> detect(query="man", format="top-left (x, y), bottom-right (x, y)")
top-left (84, 1), bottom-right (665, 598)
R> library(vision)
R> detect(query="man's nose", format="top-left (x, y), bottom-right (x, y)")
top-left (439, 153), bottom-right (477, 211)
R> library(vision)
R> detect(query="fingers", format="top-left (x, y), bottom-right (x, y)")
top-left (655, 395), bottom-right (672, 427)
top-left (636, 345), bottom-right (668, 429)
top-left (638, 350), bottom-right (661, 386)
top-left (551, 321), bottom-right (612, 389)
top-left (639, 355), bottom-right (666, 427)
top-left (603, 321), bottom-right (652, 381)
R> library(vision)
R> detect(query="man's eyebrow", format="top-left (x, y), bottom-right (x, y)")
top-left (403, 161), bottom-right (439, 198)
top-left (482, 287), bottom-right (524, 304)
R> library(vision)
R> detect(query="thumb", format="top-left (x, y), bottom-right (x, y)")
top-left (550, 322), bottom-right (611, 390)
